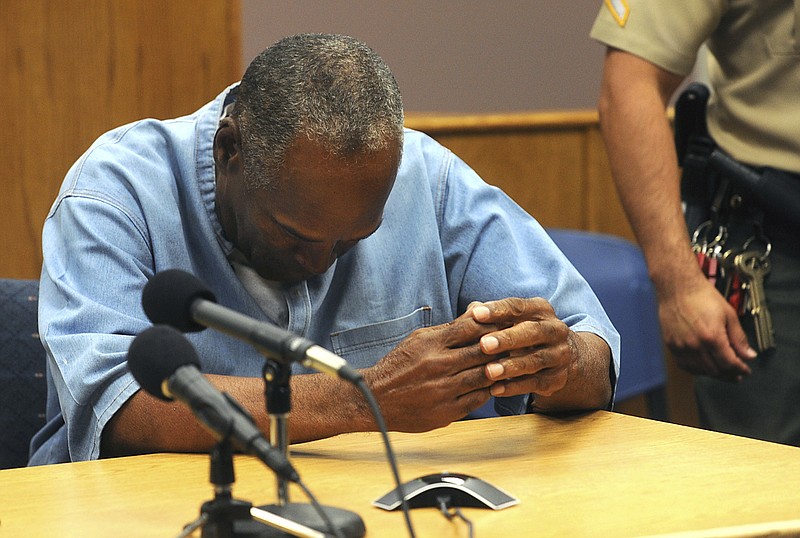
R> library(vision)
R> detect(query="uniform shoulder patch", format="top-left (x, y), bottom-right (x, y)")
top-left (603, 0), bottom-right (630, 27)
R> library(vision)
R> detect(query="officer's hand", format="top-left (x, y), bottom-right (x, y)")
top-left (659, 275), bottom-right (757, 382)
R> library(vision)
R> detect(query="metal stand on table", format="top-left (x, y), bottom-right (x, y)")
top-left (178, 439), bottom-right (324, 538)
top-left (255, 359), bottom-right (366, 538)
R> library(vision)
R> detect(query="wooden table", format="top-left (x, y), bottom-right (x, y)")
top-left (3, 412), bottom-right (800, 537)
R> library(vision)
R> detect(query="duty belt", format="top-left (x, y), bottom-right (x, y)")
top-left (673, 83), bottom-right (800, 353)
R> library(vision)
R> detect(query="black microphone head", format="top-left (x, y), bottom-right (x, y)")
top-left (142, 269), bottom-right (216, 332)
top-left (127, 325), bottom-right (201, 401)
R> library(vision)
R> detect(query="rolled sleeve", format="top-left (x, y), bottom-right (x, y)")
top-left (37, 189), bottom-right (154, 462)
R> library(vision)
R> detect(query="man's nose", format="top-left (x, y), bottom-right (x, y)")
top-left (295, 243), bottom-right (337, 275)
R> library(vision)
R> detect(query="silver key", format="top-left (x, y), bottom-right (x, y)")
top-left (735, 251), bottom-right (775, 352)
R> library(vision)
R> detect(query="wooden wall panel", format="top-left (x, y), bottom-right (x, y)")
top-left (584, 127), bottom-right (635, 241)
top-left (405, 112), bottom-right (631, 236)
top-left (1, 0), bottom-right (241, 279)
top-left (432, 131), bottom-right (587, 230)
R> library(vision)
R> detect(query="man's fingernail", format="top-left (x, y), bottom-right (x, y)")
top-left (473, 306), bottom-right (490, 320)
top-left (481, 335), bottom-right (499, 352)
top-left (745, 347), bottom-right (758, 359)
top-left (486, 362), bottom-right (504, 378)
top-left (490, 383), bottom-right (506, 396)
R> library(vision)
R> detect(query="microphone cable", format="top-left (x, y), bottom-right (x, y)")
top-left (436, 495), bottom-right (474, 538)
top-left (247, 375), bottom-right (416, 538)
top-left (247, 369), bottom-right (416, 538)
top-left (354, 378), bottom-right (417, 538)
top-left (295, 479), bottom-right (345, 538)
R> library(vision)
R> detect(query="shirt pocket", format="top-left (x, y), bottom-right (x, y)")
top-left (329, 306), bottom-right (432, 367)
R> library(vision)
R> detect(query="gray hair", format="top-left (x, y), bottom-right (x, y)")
top-left (232, 33), bottom-right (404, 190)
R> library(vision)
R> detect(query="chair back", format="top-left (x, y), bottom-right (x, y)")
top-left (0, 279), bottom-right (47, 469)
top-left (547, 229), bottom-right (668, 416)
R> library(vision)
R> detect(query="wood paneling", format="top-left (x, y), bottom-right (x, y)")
top-left (1, 1), bottom-right (241, 279)
top-left (406, 111), bottom-right (634, 239)
top-left (434, 130), bottom-right (588, 230)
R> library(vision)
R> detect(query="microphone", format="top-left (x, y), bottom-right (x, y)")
top-left (141, 269), bottom-right (362, 383)
top-left (127, 325), bottom-right (300, 483)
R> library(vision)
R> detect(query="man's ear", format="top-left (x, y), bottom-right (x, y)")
top-left (213, 117), bottom-right (242, 173)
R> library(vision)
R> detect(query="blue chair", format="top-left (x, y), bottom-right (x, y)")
top-left (548, 229), bottom-right (668, 419)
top-left (0, 279), bottom-right (47, 469)
top-left (468, 229), bottom-right (669, 420)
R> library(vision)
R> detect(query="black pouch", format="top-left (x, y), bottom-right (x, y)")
top-left (674, 83), bottom-right (722, 233)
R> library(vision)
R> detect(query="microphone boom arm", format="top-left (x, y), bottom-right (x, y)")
top-left (191, 300), bottom-right (359, 381)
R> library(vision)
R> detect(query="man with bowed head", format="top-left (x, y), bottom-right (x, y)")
top-left (30, 33), bottom-right (619, 464)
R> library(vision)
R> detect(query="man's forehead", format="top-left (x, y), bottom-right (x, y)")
top-left (253, 136), bottom-right (398, 236)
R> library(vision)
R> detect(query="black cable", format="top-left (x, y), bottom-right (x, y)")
top-left (355, 378), bottom-right (417, 538)
top-left (437, 495), bottom-right (474, 538)
top-left (296, 479), bottom-right (346, 538)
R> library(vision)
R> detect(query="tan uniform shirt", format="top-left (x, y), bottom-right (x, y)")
top-left (591, 0), bottom-right (800, 173)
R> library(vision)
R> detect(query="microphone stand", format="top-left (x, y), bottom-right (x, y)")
top-left (179, 438), bottom-right (324, 538)
top-left (257, 359), bottom-right (366, 538)
top-left (265, 359), bottom-right (292, 505)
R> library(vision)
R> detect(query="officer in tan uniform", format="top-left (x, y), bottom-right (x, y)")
top-left (591, 1), bottom-right (800, 444)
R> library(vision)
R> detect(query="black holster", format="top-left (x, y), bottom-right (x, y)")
top-left (674, 82), bottom-right (800, 232)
